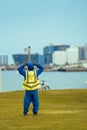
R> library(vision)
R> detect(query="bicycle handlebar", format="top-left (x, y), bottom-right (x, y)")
top-left (41, 80), bottom-right (47, 82)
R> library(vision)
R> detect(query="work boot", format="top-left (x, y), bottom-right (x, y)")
top-left (23, 112), bottom-right (27, 116)
top-left (33, 112), bottom-right (37, 115)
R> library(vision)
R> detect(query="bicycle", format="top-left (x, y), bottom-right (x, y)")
top-left (40, 80), bottom-right (50, 90)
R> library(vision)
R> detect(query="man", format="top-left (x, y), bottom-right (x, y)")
top-left (18, 62), bottom-right (44, 115)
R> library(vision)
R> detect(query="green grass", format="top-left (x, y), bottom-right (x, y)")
top-left (0, 89), bottom-right (87, 130)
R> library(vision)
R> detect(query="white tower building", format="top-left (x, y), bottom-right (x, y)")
top-left (66, 47), bottom-right (79, 64)
top-left (52, 51), bottom-right (66, 65)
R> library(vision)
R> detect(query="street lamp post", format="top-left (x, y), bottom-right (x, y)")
top-left (24, 46), bottom-right (31, 62)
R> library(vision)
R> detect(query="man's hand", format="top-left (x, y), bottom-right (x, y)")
top-left (24, 62), bottom-right (28, 66)
top-left (33, 61), bottom-right (37, 65)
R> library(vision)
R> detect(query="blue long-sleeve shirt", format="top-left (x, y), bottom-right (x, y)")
top-left (18, 63), bottom-right (44, 79)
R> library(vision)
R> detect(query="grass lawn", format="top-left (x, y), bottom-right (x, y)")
top-left (0, 89), bottom-right (87, 130)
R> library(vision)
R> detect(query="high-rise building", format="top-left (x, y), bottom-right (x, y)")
top-left (43, 44), bottom-right (70, 65)
top-left (31, 53), bottom-right (44, 65)
top-left (12, 53), bottom-right (44, 66)
top-left (78, 46), bottom-right (85, 60)
top-left (43, 45), bottom-right (55, 65)
top-left (84, 46), bottom-right (87, 59)
top-left (12, 54), bottom-right (28, 65)
top-left (0, 54), bottom-right (8, 66)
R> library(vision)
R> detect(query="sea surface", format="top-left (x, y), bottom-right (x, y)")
top-left (0, 71), bottom-right (87, 92)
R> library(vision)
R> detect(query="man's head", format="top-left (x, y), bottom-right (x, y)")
top-left (27, 62), bottom-right (34, 70)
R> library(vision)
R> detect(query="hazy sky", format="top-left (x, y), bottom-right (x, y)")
top-left (0, 0), bottom-right (87, 63)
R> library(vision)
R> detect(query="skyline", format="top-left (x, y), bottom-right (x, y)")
top-left (1, 43), bottom-right (87, 65)
top-left (0, 0), bottom-right (87, 63)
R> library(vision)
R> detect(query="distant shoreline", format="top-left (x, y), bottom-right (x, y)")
top-left (0, 64), bottom-right (87, 72)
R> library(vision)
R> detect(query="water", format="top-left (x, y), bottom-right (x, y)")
top-left (1, 71), bottom-right (87, 92)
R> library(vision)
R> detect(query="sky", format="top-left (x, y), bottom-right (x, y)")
top-left (0, 0), bottom-right (87, 64)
